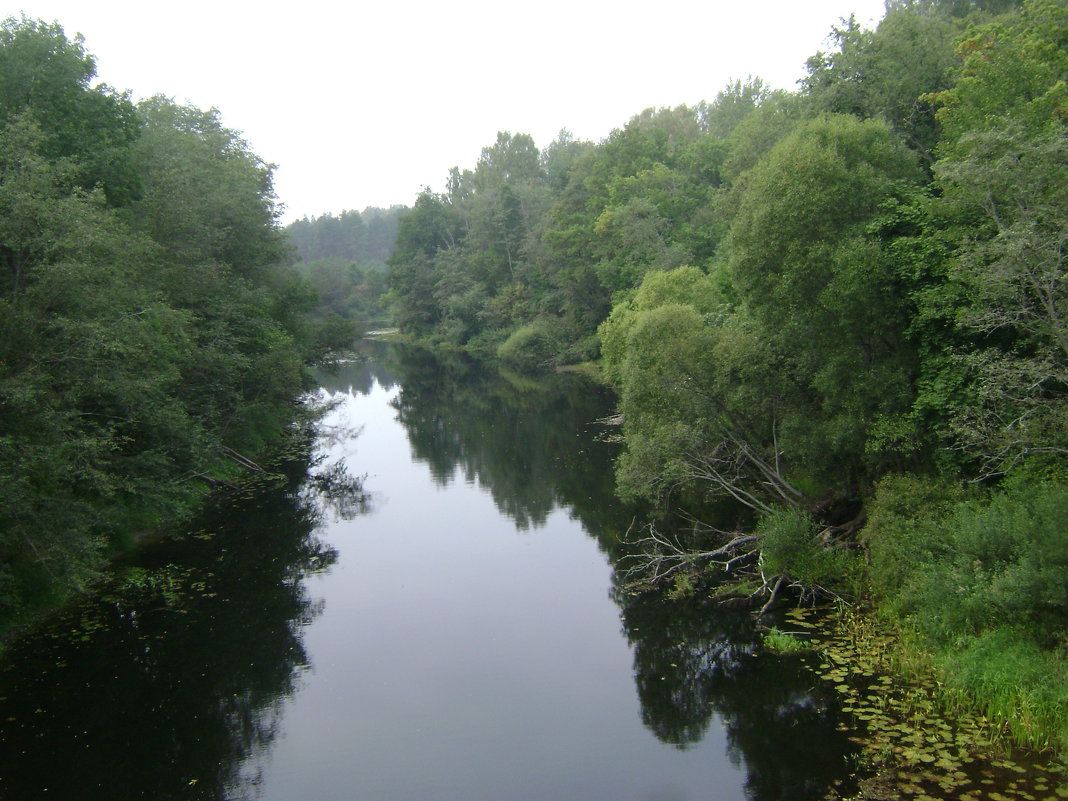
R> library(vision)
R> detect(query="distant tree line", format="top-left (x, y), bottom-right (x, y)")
top-left (287, 207), bottom-right (404, 266)
top-left (386, 0), bottom-right (1068, 751)
top-left (284, 207), bottom-right (407, 337)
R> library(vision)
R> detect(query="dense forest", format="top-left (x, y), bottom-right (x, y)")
top-left (0, 17), bottom-right (332, 629)
top-left (387, 0), bottom-right (1068, 752)
top-left (285, 207), bottom-right (406, 336)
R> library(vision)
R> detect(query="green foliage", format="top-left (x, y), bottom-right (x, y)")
top-left (931, 128), bottom-right (1068, 475)
top-left (295, 256), bottom-right (388, 330)
top-left (599, 265), bottom-right (806, 512)
top-left (727, 114), bottom-right (924, 482)
top-left (379, 24), bottom-right (1068, 757)
top-left (0, 19), bottom-right (316, 629)
top-left (598, 264), bottom-right (724, 385)
top-left (496, 319), bottom-right (561, 372)
top-left (372, 0), bottom-right (1068, 759)
top-left (609, 303), bottom-right (720, 502)
top-left (861, 474), bottom-right (967, 599)
top-left (932, 0), bottom-right (1068, 155)
top-left (385, 131), bottom-right (560, 347)
top-left (0, 16), bottom-right (141, 205)
top-left (718, 90), bottom-right (805, 183)
top-left (897, 482), bottom-right (1068, 644)
top-left (757, 508), bottom-right (853, 592)
top-left (728, 114), bottom-right (921, 314)
top-left (126, 96), bottom-right (287, 278)
top-left (387, 86), bottom-right (780, 359)
top-left (802, 8), bottom-right (961, 159)
top-left (387, 191), bottom-right (465, 335)
top-left (908, 0), bottom-right (1068, 476)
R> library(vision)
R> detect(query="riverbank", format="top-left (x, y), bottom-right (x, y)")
top-left (762, 605), bottom-right (1067, 800)
top-left (0, 411), bottom-right (324, 651)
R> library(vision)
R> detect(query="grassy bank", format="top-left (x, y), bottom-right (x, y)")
top-left (764, 605), bottom-right (1067, 800)
top-left (859, 475), bottom-right (1068, 757)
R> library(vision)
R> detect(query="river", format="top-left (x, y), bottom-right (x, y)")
top-left (0, 343), bottom-right (856, 801)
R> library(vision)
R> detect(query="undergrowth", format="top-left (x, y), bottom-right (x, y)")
top-left (861, 475), bottom-right (1068, 756)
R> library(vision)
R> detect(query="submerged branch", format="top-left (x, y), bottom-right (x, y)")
top-left (621, 514), bottom-right (848, 616)
top-left (222, 447), bottom-right (266, 473)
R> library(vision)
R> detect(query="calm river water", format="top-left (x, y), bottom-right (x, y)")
top-left (0, 344), bottom-right (855, 800)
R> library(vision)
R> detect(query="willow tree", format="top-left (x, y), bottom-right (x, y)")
top-left (725, 114), bottom-right (924, 486)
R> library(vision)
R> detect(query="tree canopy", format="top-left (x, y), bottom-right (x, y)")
top-left (0, 17), bottom-right (324, 626)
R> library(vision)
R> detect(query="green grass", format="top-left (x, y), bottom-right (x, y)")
top-left (937, 628), bottom-right (1068, 753)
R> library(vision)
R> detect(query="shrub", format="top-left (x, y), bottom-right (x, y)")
top-left (861, 474), bottom-right (965, 600)
top-left (758, 507), bottom-right (853, 593)
top-left (902, 482), bottom-right (1068, 646)
top-left (496, 320), bottom-right (561, 372)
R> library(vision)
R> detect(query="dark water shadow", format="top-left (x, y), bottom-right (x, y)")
top-left (0, 448), bottom-right (356, 800)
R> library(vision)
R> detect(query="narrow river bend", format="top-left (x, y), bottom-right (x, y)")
top-left (0, 344), bottom-right (855, 801)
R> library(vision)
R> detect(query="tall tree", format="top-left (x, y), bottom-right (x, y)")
top-left (0, 16), bottom-right (141, 204)
top-left (802, 8), bottom-right (961, 161)
top-left (726, 115), bottom-right (924, 483)
top-left (923, 0), bottom-right (1068, 474)
top-left (0, 19), bottom-right (318, 621)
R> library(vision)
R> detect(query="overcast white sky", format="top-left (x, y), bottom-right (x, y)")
top-left (12, 0), bottom-right (888, 223)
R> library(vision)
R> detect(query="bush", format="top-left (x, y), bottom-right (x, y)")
top-left (496, 320), bottom-right (561, 372)
top-left (757, 507), bottom-right (853, 593)
top-left (861, 474), bottom-right (965, 600)
top-left (902, 482), bottom-right (1068, 646)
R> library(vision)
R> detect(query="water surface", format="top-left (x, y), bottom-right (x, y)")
top-left (0, 345), bottom-right (853, 800)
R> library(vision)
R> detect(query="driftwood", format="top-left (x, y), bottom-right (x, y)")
top-left (620, 518), bottom-right (761, 587)
top-left (620, 514), bottom-right (849, 616)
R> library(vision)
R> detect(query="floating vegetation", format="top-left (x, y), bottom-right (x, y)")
top-left (767, 607), bottom-right (1068, 800)
top-left (761, 625), bottom-right (814, 654)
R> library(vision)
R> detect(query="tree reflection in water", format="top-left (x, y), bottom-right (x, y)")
top-left (384, 343), bottom-right (859, 801)
top-left (386, 344), bottom-right (624, 532)
top-left (0, 443), bottom-right (364, 801)
top-left (617, 587), bottom-right (858, 800)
